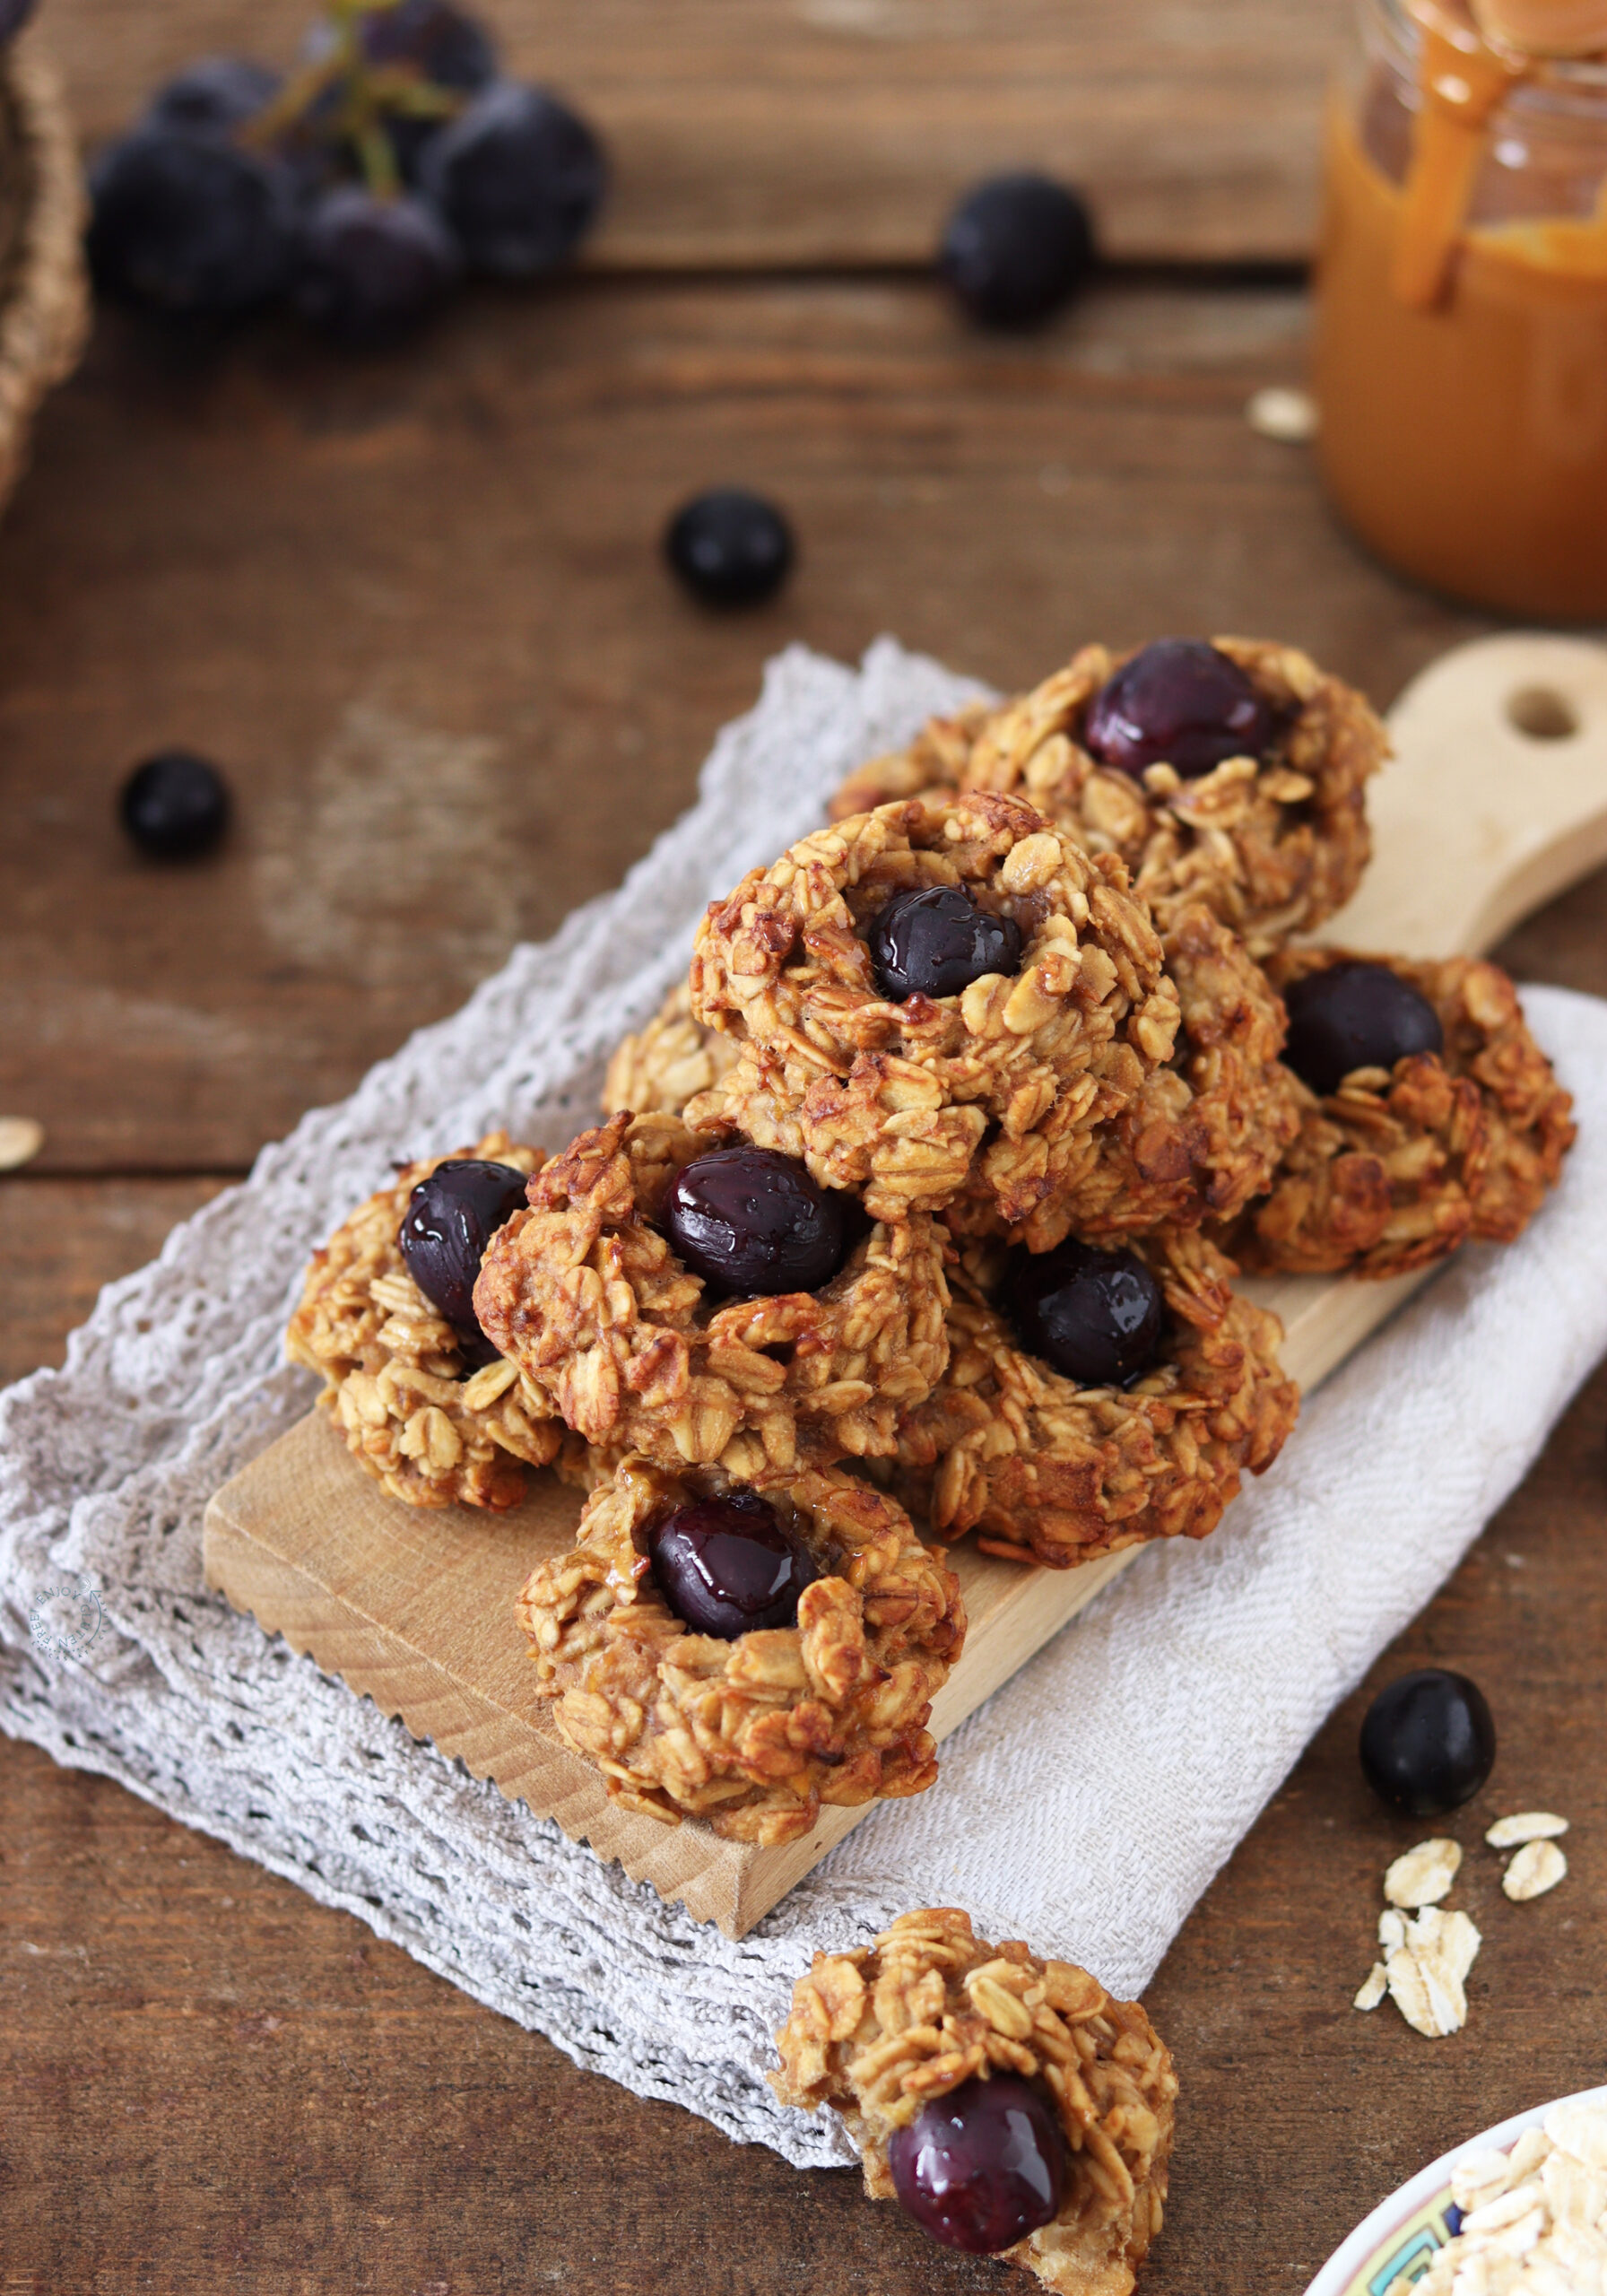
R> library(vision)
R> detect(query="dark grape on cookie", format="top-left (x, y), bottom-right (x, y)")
top-left (771, 1909), bottom-right (1176, 2291)
top-left (516, 1455), bottom-right (965, 1842)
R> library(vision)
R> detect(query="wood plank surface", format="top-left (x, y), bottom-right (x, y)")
top-left (0, 276), bottom-right (1489, 1172)
top-left (46, 0), bottom-right (1350, 266)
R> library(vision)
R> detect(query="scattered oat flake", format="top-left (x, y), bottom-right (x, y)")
top-left (1504, 1839), bottom-right (1568, 1901)
top-left (1487, 1813), bottom-right (1569, 1849)
top-left (0, 1116), bottom-right (43, 1171)
top-left (1246, 385), bottom-right (1318, 443)
top-left (1379, 1907), bottom-right (1409, 1952)
top-left (1385, 1837), bottom-right (1463, 1908)
top-left (1355, 1961), bottom-right (1389, 2011)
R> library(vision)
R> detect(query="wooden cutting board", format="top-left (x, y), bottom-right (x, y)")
top-left (204, 631), bottom-right (1607, 1938)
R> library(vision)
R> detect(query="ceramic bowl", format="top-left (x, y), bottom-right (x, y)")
top-left (1305, 2083), bottom-right (1607, 2296)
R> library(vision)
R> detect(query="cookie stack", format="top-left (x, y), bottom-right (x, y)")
top-left (288, 634), bottom-right (1576, 1845)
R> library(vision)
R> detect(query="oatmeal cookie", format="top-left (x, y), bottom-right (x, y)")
top-left (945, 901), bottom-right (1299, 1250)
top-left (889, 1227), bottom-right (1299, 1567)
top-left (473, 1109), bottom-right (951, 1472)
top-left (603, 979), bottom-right (739, 1118)
top-left (771, 1908), bottom-right (1177, 2296)
top-left (516, 1455), bottom-right (965, 1844)
top-left (287, 1133), bottom-right (576, 1509)
top-left (687, 790), bottom-right (1180, 1232)
top-left (1229, 952), bottom-right (1576, 1280)
top-left (831, 639), bottom-right (1386, 955)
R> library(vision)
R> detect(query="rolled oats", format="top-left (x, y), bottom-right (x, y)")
top-left (1382, 1906), bottom-right (1481, 2038)
top-left (771, 1908), bottom-right (1177, 2296)
top-left (686, 789), bottom-right (1181, 1231)
top-left (1385, 1839), bottom-right (1464, 1909)
top-left (1355, 1961), bottom-right (1390, 2011)
top-left (1409, 2096), bottom-right (1607, 2296)
top-left (602, 980), bottom-right (739, 1118)
top-left (0, 1115), bottom-right (43, 1171)
top-left (887, 1224), bottom-right (1299, 1569)
top-left (1487, 1813), bottom-right (1569, 1849)
top-left (473, 1109), bottom-right (951, 1471)
top-left (516, 1455), bottom-right (965, 1844)
top-left (286, 1132), bottom-right (584, 1509)
top-left (1227, 952), bottom-right (1574, 1280)
top-left (829, 638), bottom-right (1386, 959)
top-left (1504, 1840), bottom-right (1568, 1901)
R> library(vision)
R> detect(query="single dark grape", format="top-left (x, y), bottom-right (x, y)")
top-left (662, 1146), bottom-right (847, 1298)
top-left (1007, 1239), bottom-right (1166, 1388)
top-left (889, 2075), bottom-right (1066, 2254)
top-left (939, 173), bottom-right (1095, 330)
top-left (359, 0), bottom-right (497, 90)
top-left (0, 0), bottom-right (37, 42)
top-left (664, 488), bottom-right (795, 609)
top-left (398, 1159), bottom-right (529, 1364)
top-left (141, 57), bottom-right (282, 140)
top-left (416, 80), bottom-right (605, 276)
top-left (294, 187), bottom-right (461, 347)
top-left (1359, 1669), bottom-right (1496, 1817)
top-left (1282, 961), bottom-right (1446, 1098)
top-left (871, 883), bottom-right (1021, 1001)
top-left (88, 131), bottom-right (297, 320)
top-left (1083, 639), bottom-right (1276, 779)
top-left (648, 1490), bottom-right (819, 1639)
top-left (118, 751), bottom-right (231, 860)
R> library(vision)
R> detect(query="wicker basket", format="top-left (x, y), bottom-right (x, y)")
top-left (0, 29), bottom-right (86, 517)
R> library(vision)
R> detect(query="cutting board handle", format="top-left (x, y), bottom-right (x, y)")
top-left (1317, 631), bottom-right (1607, 961)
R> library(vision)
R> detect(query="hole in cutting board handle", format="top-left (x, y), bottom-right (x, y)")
top-left (1507, 685), bottom-right (1580, 742)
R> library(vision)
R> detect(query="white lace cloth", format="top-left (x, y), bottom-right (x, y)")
top-left (4, 640), bottom-right (1605, 2170)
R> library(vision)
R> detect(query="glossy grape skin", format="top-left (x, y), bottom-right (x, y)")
top-left (870, 883), bottom-right (1022, 1001)
top-left (662, 1147), bottom-right (847, 1298)
top-left (1006, 1239), bottom-right (1166, 1389)
top-left (1083, 639), bottom-right (1275, 779)
top-left (141, 57), bottom-right (282, 141)
top-left (889, 2075), bottom-right (1066, 2253)
top-left (939, 173), bottom-right (1095, 329)
top-left (88, 131), bottom-right (298, 320)
top-left (118, 751), bottom-right (231, 860)
top-left (1359, 1670), bottom-right (1496, 1816)
top-left (663, 488), bottom-right (795, 609)
top-left (398, 1159), bottom-right (530, 1366)
top-left (647, 1492), bottom-right (819, 1639)
top-left (1282, 961), bottom-right (1446, 1098)
top-left (294, 187), bottom-right (461, 347)
top-left (417, 81), bottom-right (606, 277)
top-left (360, 0), bottom-right (496, 91)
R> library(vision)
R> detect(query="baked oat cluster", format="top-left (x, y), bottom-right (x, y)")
top-left (286, 1133), bottom-right (580, 1509)
top-left (1226, 951), bottom-right (1577, 1278)
top-left (772, 1909), bottom-right (1177, 2294)
top-left (830, 638), bottom-right (1387, 956)
top-left (889, 1227), bottom-right (1299, 1568)
top-left (686, 788), bottom-right (1183, 1235)
top-left (473, 1108), bottom-right (951, 1473)
top-left (517, 1456), bottom-right (964, 1843)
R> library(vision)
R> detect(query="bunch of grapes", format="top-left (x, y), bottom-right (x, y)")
top-left (86, 0), bottom-right (606, 348)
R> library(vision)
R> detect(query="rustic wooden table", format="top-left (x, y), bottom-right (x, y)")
top-left (4, 5), bottom-right (1604, 2291)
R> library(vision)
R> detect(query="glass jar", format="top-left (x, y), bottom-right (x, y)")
top-left (1312, 0), bottom-right (1607, 620)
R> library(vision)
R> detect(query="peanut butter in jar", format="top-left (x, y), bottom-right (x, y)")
top-left (1313, 0), bottom-right (1607, 620)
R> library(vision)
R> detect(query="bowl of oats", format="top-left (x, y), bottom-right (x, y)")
top-left (1307, 2085), bottom-right (1607, 2296)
